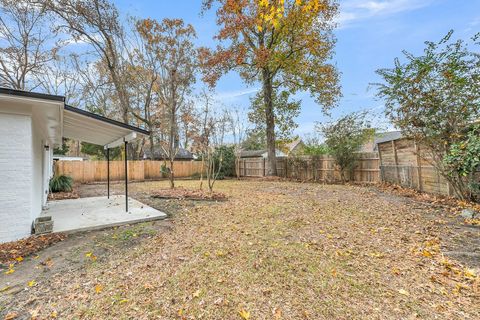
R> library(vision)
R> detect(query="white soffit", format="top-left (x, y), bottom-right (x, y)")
top-left (0, 93), bottom-right (64, 145)
top-left (63, 107), bottom-right (148, 147)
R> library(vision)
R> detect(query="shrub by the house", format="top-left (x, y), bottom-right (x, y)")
top-left (49, 175), bottom-right (74, 193)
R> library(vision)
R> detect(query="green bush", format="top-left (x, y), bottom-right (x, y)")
top-left (160, 164), bottom-right (171, 178)
top-left (213, 145), bottom-right (236, 179)
top-left (49, 175), bottom-right (73, 193)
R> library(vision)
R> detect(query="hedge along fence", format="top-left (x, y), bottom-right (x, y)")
top-left (55, 160), bottom-right (204, 183)
top-left (237, 153), bottom-right (381, 183)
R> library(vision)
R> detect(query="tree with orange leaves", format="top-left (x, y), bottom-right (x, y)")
top-left (200, 0), bottom-right (341, 175)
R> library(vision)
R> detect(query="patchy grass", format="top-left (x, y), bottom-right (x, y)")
top-left (1, 180), bottom-right (479, 319)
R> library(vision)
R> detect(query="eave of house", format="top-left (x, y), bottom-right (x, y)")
top-left (0, 88), bottom-right (150, 148)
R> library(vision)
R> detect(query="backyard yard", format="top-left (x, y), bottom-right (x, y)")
top-left (1, 180), bottom-right (479, 319)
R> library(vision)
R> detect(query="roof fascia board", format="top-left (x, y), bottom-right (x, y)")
top-left (0, 87), bottom-right (65, 102)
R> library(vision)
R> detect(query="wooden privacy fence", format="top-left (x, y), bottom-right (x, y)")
top-left (237, 153), bottom-right (381, 183)
top-left (56, 160), bottom-right (203, 183)
top-left (376, 138), bottom-right (480, 197)
top-left (238, 141), bottom-right (479, 198)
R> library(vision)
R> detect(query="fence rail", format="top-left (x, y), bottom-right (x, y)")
top-left (55, 160), bottom-right (203, 183)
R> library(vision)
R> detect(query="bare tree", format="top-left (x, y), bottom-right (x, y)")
top-left (0, 0), bottom-right (58, 90)
top-left (227, 106), bottom-right (249, 178)
top-left (194, 89), bottom-right (215, 190)
top-left (137, 18), bottom-right (197, 189)
top-left (126, 18), bottom-right (166, 159)
top-left (41, 0), bottom-right (131, 123)
top-left (72, 56), bottom-right (116, 117)
top-left (36, 54), bottom-right (81, 106)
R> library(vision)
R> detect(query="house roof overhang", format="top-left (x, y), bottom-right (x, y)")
top-left (0, 88), bottom-right (149, 147)
top-left (63, 105), bottom-right (149, 147)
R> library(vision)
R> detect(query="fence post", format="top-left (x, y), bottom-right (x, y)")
top-left (378, 147), bottom-right (384, 182)
top-left (392, 140), bottom-right (400, 183)
top-left (414, 141), bottom-right (423, 192)
top-left (263, 158), bottom-right (266, 177)
top-left (285, 158), bottom-right (288, 178)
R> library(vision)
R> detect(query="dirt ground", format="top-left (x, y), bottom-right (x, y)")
top-left (1, 180), bottom-right (479, 319)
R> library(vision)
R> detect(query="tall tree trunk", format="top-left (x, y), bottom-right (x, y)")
top-left (109, 69), bottom-right (129, 123)
top-left (262, 68), bottom-right (277, 176)
top-left (199, 154), bottom-right (204, 190)
top-left (149, 132), bottom-right (155, 160)
top-left (169, 157), bottom-right (175, 189)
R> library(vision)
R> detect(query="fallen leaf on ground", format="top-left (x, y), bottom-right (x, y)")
top-left (4, 268), bottom-right (14, 275)
top-left (398, 289), bottom-right (410, 296)
top-left (463, 268), bottom-right (477, 279)
top-left (192, 289), bottom-right (201, 298)
top-left (239, 309), bottom-right (250, 319)
top-left (0, 234), bottom-right (66, 264)
top-left (369, 252), bottom-right (384, 258)
top-left (95, 284), bottom-right (103, 294)
top-left (4, 312), bottom-right (18, 320)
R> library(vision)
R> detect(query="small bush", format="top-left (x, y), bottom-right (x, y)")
top-left (49, 175), bottom-right (73, 193)
top-left (160, 164), bottom-right (171, 178)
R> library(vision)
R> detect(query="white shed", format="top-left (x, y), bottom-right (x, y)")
top-left (0, 88), bottom-right (149, 243)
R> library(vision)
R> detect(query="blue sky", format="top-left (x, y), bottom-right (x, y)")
top-left (115, 0), bottom-right (480, 137)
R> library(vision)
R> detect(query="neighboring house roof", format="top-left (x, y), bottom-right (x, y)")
top-left (285, 138), bottom-right (305, 154)
top-left (374, 131), bottom-right (403, 145)
top-left (143, 146), bottom-right (194, 160)
top-left (358, 131), bottom-right (404, 152)
top-left (240, 150), bottom-right (267, 158)
top-left (240, 149), bottom-right (286, 158)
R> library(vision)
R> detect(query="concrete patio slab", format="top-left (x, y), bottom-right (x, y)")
top-left (41, 196), bottom-right (167, 233)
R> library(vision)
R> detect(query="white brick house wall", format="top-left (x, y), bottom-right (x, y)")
top-left (31, 119), bottom-right (47, 223)
top-left (0, 113), bottom-right (33, 242)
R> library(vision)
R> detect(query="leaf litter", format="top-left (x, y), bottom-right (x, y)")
top-left (0, 180), bottom-right (478, 319)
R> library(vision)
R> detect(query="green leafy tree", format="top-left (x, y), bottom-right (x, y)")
top-left (53, 138), bottom-right (70, 155)
top-left (375, 31), bottom-right (480, 199)
top-left (318, 112), bottom-right (373, 182)
top-left (81, 142), bottom-right (121, 160)
top-left (444, 125), bottom-right (480, 199)
top-left (200, 0), bottom-right (340, 175)
top-left (248, 89), bottom-right (300, 142)
top-left (302, 133), bottom-right (329, 156)
top-left (242, 130), bottom-right (267, 150)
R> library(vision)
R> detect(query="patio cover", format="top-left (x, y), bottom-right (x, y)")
top-left (62, 105), bottom-right (150, 212)
top-left (63, 105), bottom-right (149, 147)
